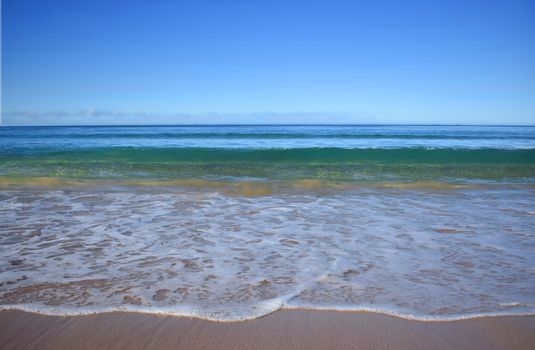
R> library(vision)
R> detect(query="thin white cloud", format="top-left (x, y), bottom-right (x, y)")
top-left (2, 110), bottom-right (373, 126)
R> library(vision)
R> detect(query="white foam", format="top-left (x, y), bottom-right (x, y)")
top-left (1, 187), bottom-right (535, 322)
top-left (2, 303), bottom-right (535, 322)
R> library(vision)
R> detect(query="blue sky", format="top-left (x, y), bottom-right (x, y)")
top-left (2, 0), bottom-right (535, 125)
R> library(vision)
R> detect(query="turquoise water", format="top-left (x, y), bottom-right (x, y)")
top-left (1, 125), bottom-right (535, 320)
top-left (1, 125), bottom-right (535, 183)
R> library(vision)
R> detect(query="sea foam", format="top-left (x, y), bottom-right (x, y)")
top-left (1, 186), bottom-right (534, 321)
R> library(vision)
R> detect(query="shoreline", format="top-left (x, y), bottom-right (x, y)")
top-left (1, 309), bottom-right (534, 350)
top-left (1, 304), bottom-right (535, 323)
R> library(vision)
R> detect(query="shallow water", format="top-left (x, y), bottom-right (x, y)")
top-left (1, 186), bottom-right (534, 320)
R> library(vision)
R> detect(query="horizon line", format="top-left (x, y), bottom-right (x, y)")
top-left (2, 123), bottom-right (535, 127)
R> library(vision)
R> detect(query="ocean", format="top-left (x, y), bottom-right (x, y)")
top-left (1, 125), bottom-right (534, 320)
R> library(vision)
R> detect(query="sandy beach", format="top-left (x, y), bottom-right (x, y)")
top-left (1, 310), bottom-right (534, 350)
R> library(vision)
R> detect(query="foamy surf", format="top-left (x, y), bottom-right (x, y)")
top-left (2, 186), bottom-right (534, 322)
top-left (2, 303), bottom-right (535, 323)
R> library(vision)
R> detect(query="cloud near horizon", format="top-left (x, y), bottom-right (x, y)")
top-left (1, 110), bottom-right (372, 126)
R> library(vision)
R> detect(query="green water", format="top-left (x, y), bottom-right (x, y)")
top-left (1, 147), bottom-right (534, 182)
top-left (1, 125), bottom-right (535, 183)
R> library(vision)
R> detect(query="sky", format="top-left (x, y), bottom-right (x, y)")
top-left (2, 0), bottom-right (535, 125)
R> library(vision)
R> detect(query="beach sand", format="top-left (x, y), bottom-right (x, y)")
top-left (1, 310), bottom-right (534, 350)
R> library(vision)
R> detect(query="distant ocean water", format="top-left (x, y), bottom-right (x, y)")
top-left (1, 125), bottom-right (534, 320)
top-left (1, 125), bottom-right (535, 183)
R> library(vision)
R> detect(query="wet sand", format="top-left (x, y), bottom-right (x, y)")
top-left (1, 310), bottom-right (534, 350)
